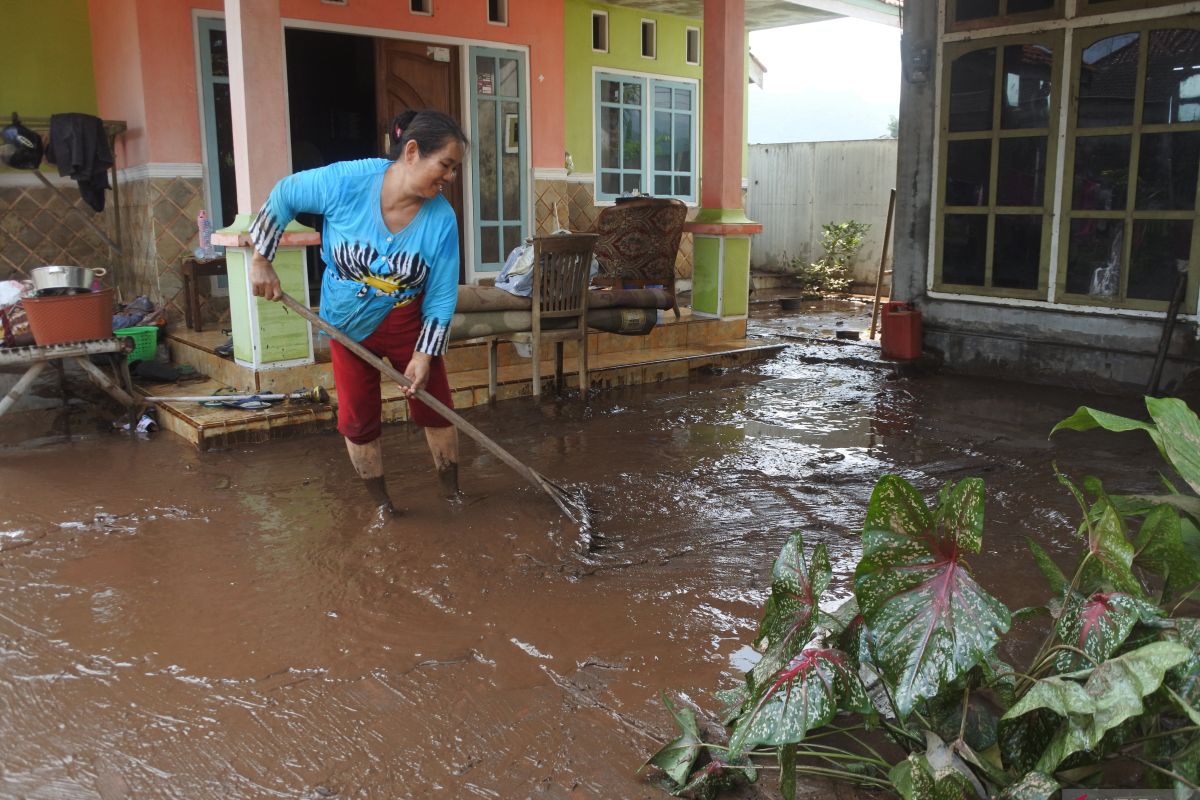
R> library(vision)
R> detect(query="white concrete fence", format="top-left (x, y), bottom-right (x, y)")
top-left (747, 139), bottom-right (898, 288)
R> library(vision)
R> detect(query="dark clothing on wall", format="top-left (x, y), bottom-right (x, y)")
top-left (46, 113), bottom-right (113, 212)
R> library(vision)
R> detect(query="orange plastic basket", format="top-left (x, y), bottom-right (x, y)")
top-left (21, 289), bottom-right (114, 346)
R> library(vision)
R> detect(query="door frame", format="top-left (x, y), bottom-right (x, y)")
top-left (468, 46), bottom-right (531, 281)
top-left (281, 18), bottom-right (534, 285)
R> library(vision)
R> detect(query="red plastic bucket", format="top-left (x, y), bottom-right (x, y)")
top-left (880, 301), bottom-right (922, 360)
top-left (21, 289), bottom-right (114, 346)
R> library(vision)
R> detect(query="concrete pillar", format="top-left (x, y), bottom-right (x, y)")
top-left (686, 0), bottom-right (762, 319)
top-left (225, 0), bottom-right (291, 212)
top-left (214, 0), bottom-right (317, 372)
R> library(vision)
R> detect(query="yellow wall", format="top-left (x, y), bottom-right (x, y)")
top-left (0, 0), bottom-right (97, 119)
top-left (563, 0), bottom-right (703, 176)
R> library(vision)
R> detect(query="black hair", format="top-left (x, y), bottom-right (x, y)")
top-left (387, 110), bottom-right (468, 160)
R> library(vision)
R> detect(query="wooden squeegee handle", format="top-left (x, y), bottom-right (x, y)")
top-left (279, 293), bottom-right (547, 488)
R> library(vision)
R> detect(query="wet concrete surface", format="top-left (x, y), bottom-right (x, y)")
top-left (0, 300), bottom-right (1166, 798)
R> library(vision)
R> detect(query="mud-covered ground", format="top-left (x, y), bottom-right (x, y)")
top-left (0, 301), bottom-right (1165, 798)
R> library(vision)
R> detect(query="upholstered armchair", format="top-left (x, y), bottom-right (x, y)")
top-left (592, 197), bottom-right (687, 318)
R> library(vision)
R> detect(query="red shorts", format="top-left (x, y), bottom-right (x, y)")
top-left (329, 302), bottom-right (453, 444)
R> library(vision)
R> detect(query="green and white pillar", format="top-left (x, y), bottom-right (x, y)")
top-left (213, 215), bottom-right (319, 370)
top-left (687, 0), bottom-right (761, 320)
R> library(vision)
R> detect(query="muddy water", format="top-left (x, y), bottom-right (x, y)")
top-left (0, 302), bottom-right (1163, 799)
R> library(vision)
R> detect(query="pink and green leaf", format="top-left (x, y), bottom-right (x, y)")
top-left (728, 646), bottom-right (870, 758)
top-left (1053, 591), bottom-right (1159, 672)
top-left (853, 476), bottom-right (1011, 719)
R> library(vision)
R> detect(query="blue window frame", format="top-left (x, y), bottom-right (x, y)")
top-left (594, 72), bottom-right (696, 203)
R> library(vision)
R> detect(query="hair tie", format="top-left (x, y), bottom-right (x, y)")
top-left (394, 125), bottom-right (404, 140)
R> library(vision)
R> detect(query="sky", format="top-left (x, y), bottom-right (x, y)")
top-left (748, 17), bottom-right (902, 144)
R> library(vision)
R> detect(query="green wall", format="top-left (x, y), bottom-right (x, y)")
top-left (563, 0), bottom-right (703, 176)
top-left (0, 0), bottom-right (97, 120)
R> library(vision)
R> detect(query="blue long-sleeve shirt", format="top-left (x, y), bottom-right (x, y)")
top-left (248, 158), bottom-right (459, 355)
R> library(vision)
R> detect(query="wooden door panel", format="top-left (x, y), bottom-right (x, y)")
top-left (375, 39), bottom-right (465, 281)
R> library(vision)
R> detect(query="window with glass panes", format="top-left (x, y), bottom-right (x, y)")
top-left (948, 0), bottom-right (1060, 31)
top-left (1058, 22), bottom-right (1200, 309)
top-left (936, 36), bottom-right (1060, 297)
top-left (595, 72), bottom-right (696, 202)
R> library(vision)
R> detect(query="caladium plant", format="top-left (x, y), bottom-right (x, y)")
top-left (645, 397), bottom-right (1200, 800)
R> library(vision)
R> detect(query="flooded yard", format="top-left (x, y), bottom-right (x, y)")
top-left (0, 302), bottom-right (1162, 798)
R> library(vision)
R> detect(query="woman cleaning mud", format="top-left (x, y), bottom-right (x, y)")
top-left (249, 110), bottom-right (468, 520)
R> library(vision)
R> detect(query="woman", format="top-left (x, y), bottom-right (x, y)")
top-left (249, 110), bottom-right (468, 519)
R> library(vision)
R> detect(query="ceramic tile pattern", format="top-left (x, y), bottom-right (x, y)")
top-left (1, 174), bottom-right (229, 329)
top-left (0, 182), bottom-right (114, 280)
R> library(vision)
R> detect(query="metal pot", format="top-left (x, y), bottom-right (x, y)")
top-left (31, 265), bottom-right (106, 292)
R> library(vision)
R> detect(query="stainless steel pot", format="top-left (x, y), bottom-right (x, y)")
top-left (31, 265), bottom-right (106, 292)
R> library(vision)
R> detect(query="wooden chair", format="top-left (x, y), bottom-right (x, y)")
top-left (591, 197), bottom-right (687, 318)
top-left (487, 233), bottom-right (598, 401)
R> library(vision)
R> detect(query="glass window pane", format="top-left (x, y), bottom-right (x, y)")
top-left (949, 49), bottom-right (996, 132)
top-left (622, 109), bottom-right (641, 169)
top-left (601, 80), bottom-right (620, 103)
top-left (675, 89), bottom-right (691, 111)
top-left (213, 82), bottom-right (237, 228)
top-left (601, 172), bottom-right (619, 195)
top-left (655, 175), bottom-right (672, 195)
top-left (1007, 0), bottom-right (1053, 12)
top-left (1128, 220), bottom-right (1191, 300)
top-left (992, 214), bottom-right (1042, 289)
top-left (623, 173), bottom-right (642, 194)
top-left (1065, 219), bottom-right (1122, 296)
top-left (956, 0), bottom-right (999, 21)
top-left (655, 111), bottom-right (672, 171)
top-left (674, 113), bottom-right (691, 172)
top-left (481, 226), bottom-right (500, 265)
top-left (997, 137), bottom-right (1047, 206)
top-left (1078, 33), bottom-right (1139, 128)
top-left (942, 214), bottom-right (988, 285)
top-left (622, 82), bottom-right (641, 105)
top-left (655, 87), bottom-right (672, 108)
top-left (1143, 29), bottom-right (1200, 124)
top-left (1072, 135), bottom-right (1130, 210)
top-left (1135, 131), bottom-right (1200, 211)
top-left (946, 139), bottom-right (990, 206)
top-left (209, 29), bottom-right (228, 78)
top-left (503, 225), bottom-right (522, 260)
top-left (498, 59), bottom-right (519, 97)
top-left (477, 100), bottom-right (497, 219)
top-left (600, 107), bottom-right (619, 168)
top-left (1002, 44), bottom-right (1053, 129)
top-left (675, 175), bottom-right (691, 196)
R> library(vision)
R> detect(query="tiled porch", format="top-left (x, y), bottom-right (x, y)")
top-left (144, 308), bottom-right (784, 450)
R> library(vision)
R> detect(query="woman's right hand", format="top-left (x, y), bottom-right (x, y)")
top-left (250, 252), bottom-right (283, 301)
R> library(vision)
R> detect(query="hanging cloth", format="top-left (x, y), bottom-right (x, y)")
top-left (45, 113), bottom-right (113, 212)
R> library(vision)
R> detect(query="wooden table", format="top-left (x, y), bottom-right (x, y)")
top-left (181, 257), bottom-right (227, 332)
top-left (0, 338), bottom-right (137, 420)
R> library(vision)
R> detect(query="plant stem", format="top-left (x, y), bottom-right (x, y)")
top-left (1121, 725), bottom-right (1200, 748)
top-left (1131, 755), bottom-right (1200, 793)
top-left (957, 684), bottom-right (970, 743)
top-left (753, 763), bottom-right (894, 789)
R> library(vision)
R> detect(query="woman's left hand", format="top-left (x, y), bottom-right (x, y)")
top-left (402, 352), bottom-right (432, 397)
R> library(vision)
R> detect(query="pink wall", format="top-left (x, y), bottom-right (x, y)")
top-left (90, 0), bottom-right (564, 169)
top-left (88, 0), bottom-right (149, 166)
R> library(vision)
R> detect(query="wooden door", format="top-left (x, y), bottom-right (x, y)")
top-left (375, 39), bottom-right (465, 281)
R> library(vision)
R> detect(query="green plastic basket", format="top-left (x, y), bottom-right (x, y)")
top-left (114, 325), bottom-right (158, 363)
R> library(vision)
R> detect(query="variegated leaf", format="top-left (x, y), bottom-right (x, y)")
top-left (1146, 397), bottom-right (1200, 496)
top-left (854, 476), bottom-right (1011, 719)
top-left (1001, 641), bottom-right (1190, 773)
top-left (728, 646), bottom-right (869, 758)
top-left (1054, 591), bottom-right (1159, 672)
top-left (753, 532), bottom-right (830, 655)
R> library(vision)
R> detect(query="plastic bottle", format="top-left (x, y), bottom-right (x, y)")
top-left (196, 210), bottom-right (215, 259)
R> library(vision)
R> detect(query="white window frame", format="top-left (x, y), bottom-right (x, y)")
top-left (592, 10), bottom-right (609, 53)
top-left (685, 26), bottom-right (701, 66)
top-left (641, 19), bottom-right (657, 60)
top-left (487, 0), bottom-right (508, 26)
top-left (410, 0), bottom-right (432, 16)
top-left (593, 69), bottom-right (698, 205)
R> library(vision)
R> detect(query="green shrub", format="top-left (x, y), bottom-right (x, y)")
top-left (787, 220), bottom-right (870, 294)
